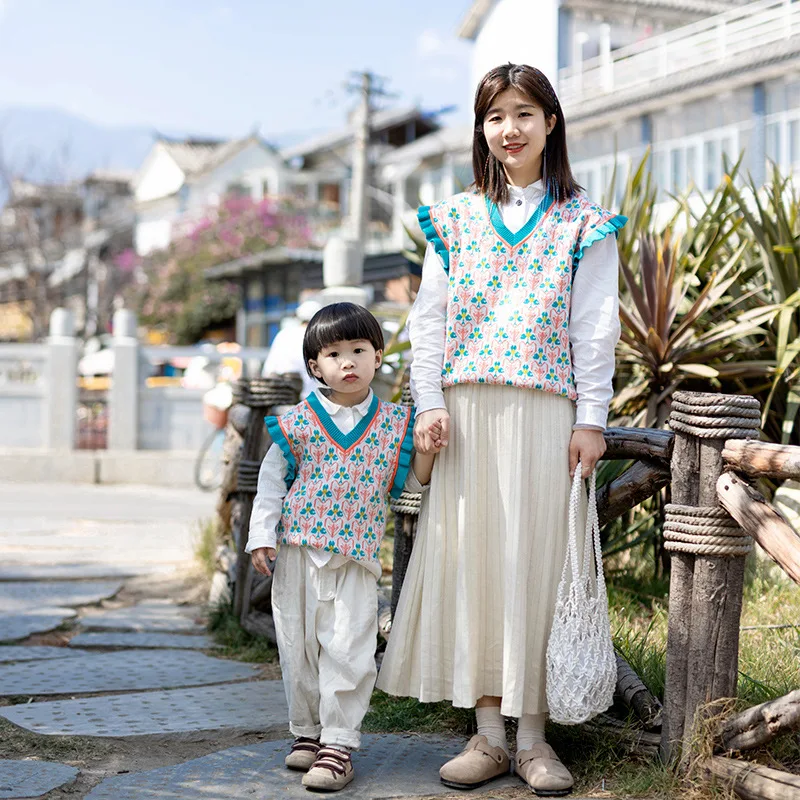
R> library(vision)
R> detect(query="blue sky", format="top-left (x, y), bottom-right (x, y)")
top-left (0, 0), bottom-right (473, 143)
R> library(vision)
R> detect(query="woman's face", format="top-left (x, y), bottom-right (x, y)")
top-left (482, 87), bottom-right (556, 187)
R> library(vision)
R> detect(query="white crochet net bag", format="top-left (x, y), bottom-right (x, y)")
top-left (546, 464), bottom-right (616, 724)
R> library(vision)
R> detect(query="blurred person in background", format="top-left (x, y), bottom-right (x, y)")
top-left (262, 299), bottom-right (323, 398)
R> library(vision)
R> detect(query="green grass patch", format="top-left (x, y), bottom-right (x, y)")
top-left (207, 600), bottom-right (278, 663)
top-left (363, 690), bottom-right (475, 736)
top-left (193, 517), bottom-right (224, 580)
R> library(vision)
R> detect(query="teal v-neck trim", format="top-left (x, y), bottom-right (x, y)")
top-left (306, 392), bottom-right (380, 451)
top-left (485, 191), bottom-right (554, 247)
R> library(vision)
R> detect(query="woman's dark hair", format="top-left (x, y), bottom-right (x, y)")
top-left (472, 63), bottom-right (580, 205)
top-left (302, 302), bottom-right (385, 382)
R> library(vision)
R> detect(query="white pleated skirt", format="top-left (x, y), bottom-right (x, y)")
top-left (377, 383), bottom-right (582, 718)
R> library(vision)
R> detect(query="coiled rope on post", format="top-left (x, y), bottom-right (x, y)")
top-left (668, 391), bottom-right (760, 440)
top-left (664, 504), bottom-right (752, 557)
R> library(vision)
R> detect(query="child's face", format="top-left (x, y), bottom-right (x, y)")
top-left (482, 87), bottom-right (556, 187)
top-left (308, 339), bottom-right (382, 401)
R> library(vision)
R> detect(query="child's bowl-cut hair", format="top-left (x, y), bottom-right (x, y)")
top-left (302, 302), bottom-right (385, 383)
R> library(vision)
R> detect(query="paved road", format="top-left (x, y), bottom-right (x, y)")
top-left (0, 482), bottom-right (215, 577)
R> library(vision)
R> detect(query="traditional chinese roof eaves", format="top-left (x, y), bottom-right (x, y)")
top-left (378, 124), bottom-right (472, 169)
top-left (204, 247), bottom-right (323, 280)
top-left (157, 135), bottom-right (267, 178)
top-left (281, 106), bottom-right (431, 161)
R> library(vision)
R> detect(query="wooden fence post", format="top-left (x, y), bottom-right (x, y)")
top-left (660, 427), bottom-right (699, 764)
top-left (660, 391), bottom-right (760, 767)
top-left (232, 376), bottom-right (300, 621)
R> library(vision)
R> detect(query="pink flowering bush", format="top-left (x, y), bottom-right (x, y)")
top-left (132, 195), bottom-right (313, 344)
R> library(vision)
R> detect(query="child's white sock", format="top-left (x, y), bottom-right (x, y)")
top-left (515, 712), bottom-right (547, 752)
top-left (476, 705), bottom-right (508, 753)
top-left (323, 743), bottom-right (350, 753)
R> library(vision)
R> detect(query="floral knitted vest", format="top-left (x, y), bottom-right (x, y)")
top-left (419, 191), bottom-right (626, 399)
top-left (266, 392), bottom-right (414, 565)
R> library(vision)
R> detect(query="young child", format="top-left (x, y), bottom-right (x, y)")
top-left (377, 63), bottom-right (626, 796)
top-left (246, 302), bottom-right (434, 792)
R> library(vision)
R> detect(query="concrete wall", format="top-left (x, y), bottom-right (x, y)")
top-left (0, 309), bottom-right (269, 485)
top-left (0, 344), bottom-right (47, 447)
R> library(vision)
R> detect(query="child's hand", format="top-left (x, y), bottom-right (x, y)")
top-left (251, 547), bottom-right (277, 576)
top-left (568, 429), bottom-right (606, 478)
top-left (414, 409), bottom-right (450, 454)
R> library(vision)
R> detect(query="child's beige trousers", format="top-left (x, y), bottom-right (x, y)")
top-left (272, 545), bottom-right (378, 749)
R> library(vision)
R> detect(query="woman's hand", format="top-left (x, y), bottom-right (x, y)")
top-left (568, 429), bottom-right (606, 478)
top-left (414, 409), bottom-right (450, 455)
top-left (251, 547), bottom-right (277, 576)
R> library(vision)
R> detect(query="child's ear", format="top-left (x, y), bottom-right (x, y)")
top-left (308, 359), bottom-right (323, 380)
top-left (374, 349), bottom-right (383, 369)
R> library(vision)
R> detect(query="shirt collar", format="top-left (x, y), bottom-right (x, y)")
top-left (507, 179), bottom-right (545, 202)
top-left (313, 388), bottom-right (374, 417)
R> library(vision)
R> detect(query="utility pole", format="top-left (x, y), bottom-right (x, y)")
top-left (320, 70), bottom-right (391, 306)
top-left (348, 71), bottom-right (372, 245)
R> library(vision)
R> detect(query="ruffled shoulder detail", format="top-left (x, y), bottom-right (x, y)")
top-left (390, 405), bottom-right (416, 499)
top-left (574, 209), bottom-right (627, 271)
top-left (265, 415), bottom-right (296, 490)
top-left (418, 205), bottom-right (450, 273)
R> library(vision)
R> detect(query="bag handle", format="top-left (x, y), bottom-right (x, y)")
top-left (558, 461), bottom-right (605, 598)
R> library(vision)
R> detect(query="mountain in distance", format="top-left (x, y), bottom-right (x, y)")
top-left (0, 105), bottom-right (158, 184)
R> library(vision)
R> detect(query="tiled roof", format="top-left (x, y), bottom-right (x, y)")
top-left (158, 136), bottom-right (262, 177)
top-left (281, 106), bottom-right (432, 161)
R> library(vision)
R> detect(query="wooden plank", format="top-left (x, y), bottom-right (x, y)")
top-left (603, 427), bottom-right (674, 462)
top-left (707, 755), bottom-right (800, 800)
top-left (597, 459), bottom-right (670, 529)
top-left (661, 431), bottom-right (699, 765)
top-left (717, 472), bottom-right (800, 586)
top-left (723, 439), bottom-right (800, 480)
top-left (718, 690), bottom-right (800, 752)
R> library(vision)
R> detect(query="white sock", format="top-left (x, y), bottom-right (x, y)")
top-left (516, 713), bottom-right (547, 752)
top-left (476, 705), bottom-right (508, 753)
top-left (323, 743), bottom-right (350, 753)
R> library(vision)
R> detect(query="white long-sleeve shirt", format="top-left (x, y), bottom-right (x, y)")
top-left (409, 180), bottom-right (621, 430)
top-left (246, 388), bottom-right (424, 579)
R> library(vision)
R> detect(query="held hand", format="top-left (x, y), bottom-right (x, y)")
top-left (568, 429), bottom-right (606, 479)
top-left (251, 547), bottom-right (277, 576)
top-left (414, 409), bottom-right (451, 455)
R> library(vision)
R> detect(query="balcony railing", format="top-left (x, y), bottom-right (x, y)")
top-left (558, 0), bottom-right (800, 109)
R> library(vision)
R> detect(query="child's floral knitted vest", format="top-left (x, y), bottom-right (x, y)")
top-left (419, 191), bottom-right (626, 399)
top-left (266, 392), bottom-right (414, 565)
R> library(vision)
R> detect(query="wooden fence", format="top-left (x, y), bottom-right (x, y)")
top-left (221, 385), bottom-right (800, 799)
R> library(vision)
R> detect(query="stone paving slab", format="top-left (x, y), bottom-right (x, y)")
top-left (83, 735), bottom-right (520, 799)
top-left (80, 600), bottom-right (204, 632)
top-left (0, 646), bottom-right (87, 663)
top-left (0, 609), bottom-right (77, 643)
top-left (0, 758), bottom-right (79, 799)
top-left (68, 632), bottom-right (220, 650)
top-left (0, 680), bottom-right (287, 737)
top-left (0, 580), bottom-right (122, 612)
top-left (0, 649), bottom-right (256, 696)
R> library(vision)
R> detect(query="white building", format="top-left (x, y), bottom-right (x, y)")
top-left (133, 135), bottom-right (289, 256)
top-left (377, 0), bottom-right (799, 235)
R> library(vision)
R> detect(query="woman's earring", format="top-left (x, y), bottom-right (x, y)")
top-left (542, 146), bottom-right (548, 192)
top-left (484, 152), bottom-right (491, 179)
